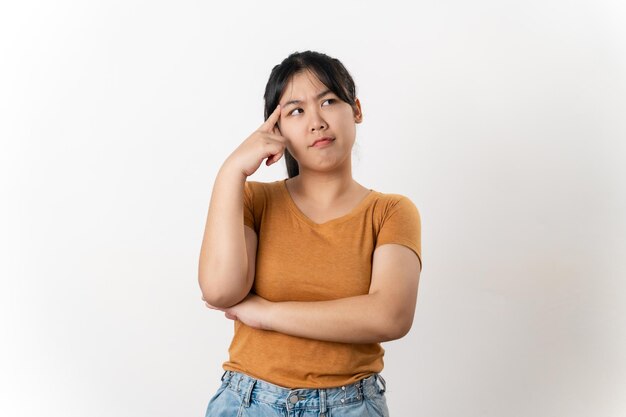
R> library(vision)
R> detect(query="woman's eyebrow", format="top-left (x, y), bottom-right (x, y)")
top-left (281, 89), bottom-right (332, 108)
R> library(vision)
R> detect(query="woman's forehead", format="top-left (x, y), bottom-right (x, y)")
top-left (280, 70), bottom-right (329, 101)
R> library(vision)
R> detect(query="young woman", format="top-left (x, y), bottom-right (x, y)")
top-left (198, 50), bottom-right (422, 417)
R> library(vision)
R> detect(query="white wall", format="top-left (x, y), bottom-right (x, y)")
top-left (1, 1), bottom-right (625, 416)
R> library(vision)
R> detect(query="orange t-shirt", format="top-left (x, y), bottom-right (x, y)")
top-left (222, 179), bottom-right (422, 388)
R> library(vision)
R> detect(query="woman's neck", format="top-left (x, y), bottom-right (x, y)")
top-left (286, 169), bottom-right (366, 208)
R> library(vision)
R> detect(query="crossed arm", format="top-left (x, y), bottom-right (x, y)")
top-left (203, 242), bottom-right (422, 344)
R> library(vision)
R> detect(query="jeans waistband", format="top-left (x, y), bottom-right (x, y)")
top-left (220, 370), bottom-right (386, 411)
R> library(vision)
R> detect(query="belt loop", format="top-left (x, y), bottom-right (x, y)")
top-left (243, 378), bottom-right (256, 408)
top-left (220, 370), bottom-right (228, 382)
top-left (318, 388), bottom-right (327, 417)
top-left (376, 374), bottom-right (387, 394)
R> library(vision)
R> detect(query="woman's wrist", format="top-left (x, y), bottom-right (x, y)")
top-left (262, 299), bottom-right (277, 331)
top-left (218, 157), bottom-right (248, 182)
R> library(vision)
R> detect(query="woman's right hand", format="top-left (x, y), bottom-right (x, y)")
top-left (223, 105), bottom-right (287, 177)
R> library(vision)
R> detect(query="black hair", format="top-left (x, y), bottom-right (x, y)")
top-left (263, 51), bottom-right (358, 178)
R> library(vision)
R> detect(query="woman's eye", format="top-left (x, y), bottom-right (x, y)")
top-left (288, 100), bottom-right (334, 116)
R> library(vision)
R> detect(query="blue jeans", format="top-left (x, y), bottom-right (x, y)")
top-left (205, 370), bottom-right (390, 417)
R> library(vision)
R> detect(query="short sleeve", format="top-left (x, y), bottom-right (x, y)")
top-left (375, 196), bottom-right (422, 270)
top-left (243, 181), bottom-right (255, 230)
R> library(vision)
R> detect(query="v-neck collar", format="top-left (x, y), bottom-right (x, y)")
top-left (279, 179), bottom-right (376, 227)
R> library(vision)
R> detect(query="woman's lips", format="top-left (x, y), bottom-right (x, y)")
top-left (312, 137), bottom-right (335, 147)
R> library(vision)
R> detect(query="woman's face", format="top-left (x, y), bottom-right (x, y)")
top-left (277, 70), bottom-right (362, 173)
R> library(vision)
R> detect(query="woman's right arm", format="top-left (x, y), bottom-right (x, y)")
top-left (198, 164), bottom-right (251, 309)
top-left (198, 105), bottom-right (285, 308)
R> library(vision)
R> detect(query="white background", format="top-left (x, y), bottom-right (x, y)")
top-left (1, 1), bottom-right (625, 416)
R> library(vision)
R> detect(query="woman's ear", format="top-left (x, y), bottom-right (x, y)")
top-left (353, 98), bottom-right (363, 123)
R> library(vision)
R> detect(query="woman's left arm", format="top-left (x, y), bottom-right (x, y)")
top-left (204, 243), bottom-right (421, 344)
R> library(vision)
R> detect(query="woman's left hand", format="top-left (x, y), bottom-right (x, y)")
top-left (202, 293), bottom-right (273, 330)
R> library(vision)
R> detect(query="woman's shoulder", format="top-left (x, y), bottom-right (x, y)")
top-left (366, 189), bottom-right (421, 224)
top-left (245, 178), bottom-right (284, 187)
top-left (244, 179), bottom-right (286, 201)
top-left (369, 188), bottom-right (418, 208)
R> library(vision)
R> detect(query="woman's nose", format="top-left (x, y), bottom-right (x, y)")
top-left (308, 110), bottom-right (327, 132)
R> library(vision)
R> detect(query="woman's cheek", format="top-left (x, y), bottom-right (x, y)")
top-left (280, 129), bottom-right (298, 152)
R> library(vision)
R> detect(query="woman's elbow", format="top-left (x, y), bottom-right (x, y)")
top-left (198, 262), bottom-right (250, 308)
top-left (198, 274), bottom-right (247, 309)
top-left (200, 288), bottom-right (243, 309)
top-left (380, 312), bottom-right (414, 341)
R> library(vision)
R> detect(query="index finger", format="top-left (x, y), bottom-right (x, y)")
top-left (259, 105), bottom-right (281, 133)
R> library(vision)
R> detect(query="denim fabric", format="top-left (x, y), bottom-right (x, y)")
top-left (205, 370), bottom-right (390, 417)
